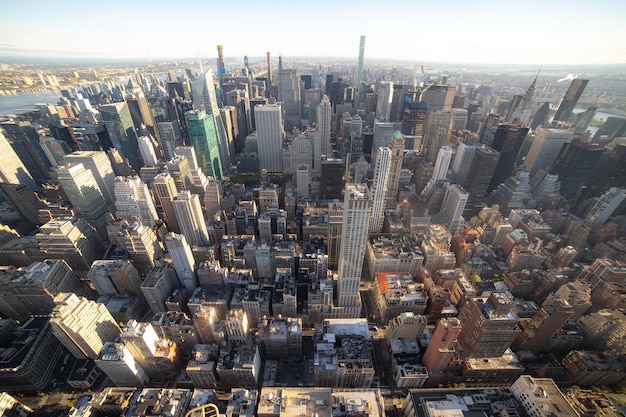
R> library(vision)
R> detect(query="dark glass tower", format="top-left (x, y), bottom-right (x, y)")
top-left (550, 139), bottom-right (604, 199)
top-left (487, 124), bottom-right (529, 192)
top-left (553, 79), bottom-right (589, 123)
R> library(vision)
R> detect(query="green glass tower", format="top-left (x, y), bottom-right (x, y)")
top-left (184, 109), bottom-right (223, 179)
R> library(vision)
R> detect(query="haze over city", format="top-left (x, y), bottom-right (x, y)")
top-left (2, 0), bottom-right (626, 65)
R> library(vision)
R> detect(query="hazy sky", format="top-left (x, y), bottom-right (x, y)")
top-left (1, 0), bottom-right (625, 65)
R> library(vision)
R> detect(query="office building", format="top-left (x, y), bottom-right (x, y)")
top-left (320, 157), bottom-right (344, 200)
top-left (0, 259), bottom-right (86, 321)
top-left (487, 124), bottom-right (529, 192)
top-left (318, 95), bottom-right (332, 157)
top-left (437, 183), bottom-right (469, 234)
top-left (87, 259), bottom-right (144, 300)
top-left (171, 190), bottom-right (208, 246)
top-left (95, 342), bottom-right (149, 387)
top-left (357, 35), bottom-right (366, 88)
top-left (121, 320), bottom-right (181, 381)
top-left (255, 104), bottom-right (284, 173)
top-left (579, 139), bottom-right (626, 201)
top-left (337, 184), bottom-right (370, 316)
top-left (553, 79), bottom-right (589, 123)
top-left (107, 219), bottom-right (162, 275)
top-left (510, 375), bottom-right (580, 417)
top-left (376, 81), bottom-right (393, 121)
top-left (422, 318), bottom-right (462, 373)
top-left (400, 95), bottom-right (429, 141)
top-left (512, 298), bottom-right (574, 353)
top-left (140, 265), bottom-right (180, 314)
top-left (0, 317), bottom-right (63, 392)
top-left (185, 110), bottom-right (223, 179)
top-left (451, 142), bottom-right (480, 185)
top-left (423, 146), bottom-right (452, 195)
top-left (421, 84), bottom-right (456, 112)
top-left (114, 176), bottom-right (159, 227)
top-left (64, 151), bottom-right (116, 206)
top-left (524, 128), bottom-right (571, 176)
top-left (164, 233), bottom-right (197, 294)
top-left (55, 163), bottom-right (111, 233)
top-left (152, 172), bottom-right (180, 233)
top-left (277, 68), bottom-right (301, 127)
top-left (585, 187), bottom-right (625, 231)
top-left (36, 218), bottom-right (104, 275)
top-left (424, 111), bottom-right (453, 164)
top-left (457, 292), bottom-right (521, 358)
top-left (370, 147), bottom-right (391, 233)
top-left (1, 121), bottom-right (50, 183)
top-left (550, 139), bottom-right (604, 199)
top-left (191, 68), bottom-right (231, 171)
top-left (578, 309), bottom-right (626, 355)
top-left (0, 131), bottom-right (37, 191)
top-left (50, 293), bottom-right (121, 360)
top-left (137, 135), bottom-right (158, 167)
top-left (296, 163), bottom-right (309, 199)
top-left (100, 102), bottom-right (142, 172)
top-left (385, 130), bottom-right (405, 208)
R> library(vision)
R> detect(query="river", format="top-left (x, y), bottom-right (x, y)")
top-left (0, 90), bottom-right (62, 116)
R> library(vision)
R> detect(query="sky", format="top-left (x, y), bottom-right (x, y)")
top-left (1, 0), bottom-right (625, 65)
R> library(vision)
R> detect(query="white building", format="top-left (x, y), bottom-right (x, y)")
top-left (114, 176), bottom-right (159, 226)
top-left (255, 104), bottom-right (284, 173)
top-left (96, 342), bottom-right (149, 387)
top-left (171, 191), bottom-right (208, 246)
top-left (164, 233), bottom-right (198, 294)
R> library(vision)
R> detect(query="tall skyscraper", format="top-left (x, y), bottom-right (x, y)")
top-left (171, 190), bottom-right (208, 246)
top-left (137, 135), bottom-right (158, 167)
top-left (523, 128), bottom-right (571, 176)
top-left (376, 81), bottom-right (393, 121)
top-left (0, 121), bottom-right (51, 183)
top-left (184, 109), bottom-right (223, 179)
top-left (152, 172), bottom-right (180, 233)
top-left (318, 95), bottom-right (332, 157)
top-left (337, 184), bottom-right (370, 316)
top-left (64, 151), bottom-right (116, 206)
top-left (465, 145), bottom-right (500, 201)
top-left (216, 44), bottom-right (226, 88)
top-left (424, 111), bottom-right (453, 164)
top-left (191, 68), bottom-right (231, 172)
top-left (553, 79), bottom-right (589, 123)
top-left (357, 35), bottom-right (365, 88)
top-left (512, 298), bottom-right (574, 353)
top-left (107, 219), bottom-right (163, 275)
top-left (487, 124), bottom-right (529, 192)
top-left (100, 102), bottom-right (142, 172)
top-left (385, 130), bottom-right (405, 208)
top-left (0, 130), bottom-right (37, 190)
top-left (114, 176), bottom-right (159, 227)
top-left (50, 292), bottom-right (120, 359)
top-left (370, 147), bottom-right (391, 233)
top-left (421, 84), bottom-right (456, 112)
top-left (423, 146), bottom-right (452, 195)
top-left (255, 104), bottom-right (284, 173)
top-left (438, 184), bottom-right (469, 234)
top-left (164, 232), bottom-right (198, 294)
top-left (550, 139), bottom-right (604, 199)
top-left (56, 163), bottom-right (111, 234)
top-left (400, 94), bottom-right (429, 142)
top-left (277, 68), bottom-right (301, 127)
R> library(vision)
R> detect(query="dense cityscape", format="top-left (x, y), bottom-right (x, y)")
top-left (0, 35), bottom-right (626, 417)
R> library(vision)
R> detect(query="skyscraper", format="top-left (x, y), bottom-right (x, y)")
top-left (423, 146), bottom-right (452, 195)
top-left (318, 95), bottom-right (332, 157)
top-left (152, 172), bottom-right (180, 233)
top-left (87, 259), bottom-right (144, 300)
top-left (357, 35), bottom-right (365, 88)
top-left (421, 84), bottom-right (456, 112)
top-left (191, 68), bottom-right (231, 172)
top-left (385, 130), bottom-right (405, 208)
top-left (184, 109), bottom-right (223, 179)
top-left (487, 124), bottom-right (529, 192)
top-left (422, 318), bottom-right (462, 373)
top-left (137, 135), bottom-right (158, 167)
top-left (0, 130), bottom-right (37, 190)
top-left (255, 104), bottom-right (284, 173)
top-left (114, 176), bottom-right (159, 227)
top-left (164, 232), bottom-right (198, 294)
top-left (337, 184), bottom-right (370, 316)
top-left (370, 147), bottom-right (391, 233)
top-left (438, 184), bottom-right (469, 234)
top-left (553, 79), bottom-right (589, 123)
top-left (424, 111), bottom-right (453, 164)
top-left (550, 139), bottom-right (604, 199)
top-left (171, 190), bottom-right (208, 246)
top-left (56, 163), bottom-right (111, 234)
top-left (100, 102), bottom-right (142, 172)
top-left (64, 151), bottom-right (116, 206)
top-left (376, 81), bottom-right (393, 121)
top-left (106, 219), bottom-right (163, 275)
top-left (50, 292), bottom-right (120, 359)
top-left (277, 68), bottom-right (301, 127)
top-left (523, 128), bottom-right (571, 176)
top-left (512, 298), bottom-right (574, 353)
top-left (0, 121), bottom-right (51, 183)
top-left (36, 218), bottom-right (103, 275)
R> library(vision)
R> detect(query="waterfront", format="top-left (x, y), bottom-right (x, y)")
top-left (0, 89), bottom-right (61, 116)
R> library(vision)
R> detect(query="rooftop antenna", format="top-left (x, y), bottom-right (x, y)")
top-left (197, 42), bottom-right (203, 74)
